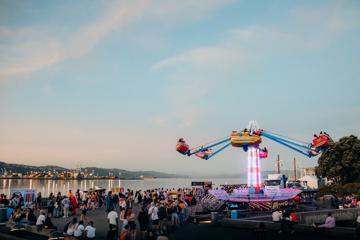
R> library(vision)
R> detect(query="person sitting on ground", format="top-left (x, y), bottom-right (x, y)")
top-left (12, 208), bottom-right (25, 223)
top-left (313, 212), bottom-right (336, 228)
top-left (36, 210), bottom-right (46, 232)
top-left (85, 221), bottom-right (96, 240)
top-left (26, 208), bottom-right (37, 225)
top-left (73, 220), bottom-right (85, 239)
top-left (65, 217), bottom-right (78, 236)
top-left (44, 212), bottom-right (57, 230)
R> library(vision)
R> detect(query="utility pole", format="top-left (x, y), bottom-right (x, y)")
top-left (277, 154), bottom-right (281, 174)
top-left (293, 157), bottom-right (297, 181)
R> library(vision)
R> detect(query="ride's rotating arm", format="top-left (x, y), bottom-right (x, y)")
top-left (261, 131), bottom-right (313, 157)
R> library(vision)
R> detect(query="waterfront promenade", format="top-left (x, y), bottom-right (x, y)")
top-left (2, 203), bottom-right (359, 240)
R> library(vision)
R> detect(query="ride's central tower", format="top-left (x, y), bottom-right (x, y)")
top-left (247, 146), bottom-right (261, 190)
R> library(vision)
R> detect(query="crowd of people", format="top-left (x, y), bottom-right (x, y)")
top-left (104, 188), bottom-right (201, 240)
top-left (3, 186), bottom-right (360, 239)
top-left (1, 187), bottom-right (204, 240)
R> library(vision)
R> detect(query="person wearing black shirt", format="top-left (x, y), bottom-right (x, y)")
top-left (27, 209), bottom-right (37, 225)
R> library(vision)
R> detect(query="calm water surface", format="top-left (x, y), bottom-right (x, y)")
top-left (0, 178), bottom-right (246, 196)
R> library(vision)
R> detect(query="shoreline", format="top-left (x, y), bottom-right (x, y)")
top-left (0, 177), bottom-right (149, 180)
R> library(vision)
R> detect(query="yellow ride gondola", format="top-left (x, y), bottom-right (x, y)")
top-left (230, 131), bottom-right (262, 147)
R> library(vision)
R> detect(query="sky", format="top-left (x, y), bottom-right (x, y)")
top-left (0, 0), bottom-right (359, 175)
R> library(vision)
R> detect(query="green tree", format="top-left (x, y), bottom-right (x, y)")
top-left (315, 135), bottom-right (360, 184)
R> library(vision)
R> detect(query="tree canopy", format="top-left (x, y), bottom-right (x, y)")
top-left (316, 135), bottom-right (360, 184)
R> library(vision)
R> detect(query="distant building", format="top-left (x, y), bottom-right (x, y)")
top-left (302, 168), bottom-right (316, 176)
top-left (299, 167), bottom-right (325, 189)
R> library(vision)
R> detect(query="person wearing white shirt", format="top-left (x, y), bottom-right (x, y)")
top-left (66, 218), bottom-right (78, 236)
top-left (149, 202), bottom-right (159, 232)
top-left (85, 221), bottom-right (96, 239)
top-left (314, 212), bottom-right (336, 228)
top-left (36, 210), bottom-right (46, 232)
top-left (272, 209), bottom-right (283, 223)
top-left (107, 207), bottom-right (119, 239)
top-left (62, 196), bottom-right (70, 218)
top-left (73, 220), bottom-right (85, 239)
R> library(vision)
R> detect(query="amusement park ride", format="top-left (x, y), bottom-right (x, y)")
top-left (175, 121), bottom-right (333, 206)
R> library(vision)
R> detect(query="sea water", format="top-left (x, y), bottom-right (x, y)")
top-left (0, 178), bottom-right (246, 196)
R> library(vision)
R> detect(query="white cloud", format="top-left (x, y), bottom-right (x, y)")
top-left (0, 1), bottom-right (148, 80)
top-left (152, 47), bottom-right (245, 71)
top-left (0, 0), bottom-right (234, 80)
top-left (151, 1), bottom-right (360, 127)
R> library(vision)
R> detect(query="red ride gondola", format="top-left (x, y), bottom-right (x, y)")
top-left (259, 147), bottom-right (268, 159)
top-left (176, 138), bottom-right (189, 155)
top-left (312, 134), bottom-right (330, 149)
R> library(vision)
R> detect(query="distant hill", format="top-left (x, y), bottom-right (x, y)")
top-left (0, 161), bottom-right (182, 179)
top-left (81, 167), bottom-right (182, 179)
top-left (0, 161), bottom-right (67, 174)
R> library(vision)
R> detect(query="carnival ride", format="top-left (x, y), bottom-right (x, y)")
top-left (175, 121), bottom-right (333, 209)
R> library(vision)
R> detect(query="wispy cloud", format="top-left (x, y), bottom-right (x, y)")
top-left (152, 47), bottom-right (245, 72)
top-left (0, 1), bottom-right (148, 80)
top-left (0, 0), bottom-right (234, 80)
top-left (151, 1), bottom-right (360, 127)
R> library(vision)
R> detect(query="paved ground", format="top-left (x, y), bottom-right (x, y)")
top-left (51, 206), bottom-right (126, 239)
top-left (1, 205), bottom-right (355, 240)
top-left (168, 223), bottom-right (348, 240)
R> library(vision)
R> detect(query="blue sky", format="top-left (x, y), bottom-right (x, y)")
top-left (0, 0), bottom-right (359, 175)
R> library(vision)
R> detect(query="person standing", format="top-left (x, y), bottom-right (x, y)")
top-left (47, 193), bottom-right (55, 218)
top-left (113, 193), bottom-right (120, 213)
top-left (107, 206), bottom-right (119, 239)
top-left (149, 202), bottom-right (159, 233)
top-left (126, 209), bottom-right (136, 240)
top-left (70, 195), bottom-right (78, 216)
top-left (137, 205), bottom-right (149, 240)
top-left (106, 191), bottom-right (113, 213)
top-left (62, 196), bottom-right (70, 218)
top-left (36, 192), bottom-right (42, 210)
top-left (80, 204), bottom-right (87, 222)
